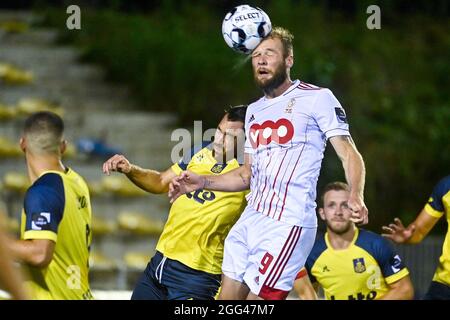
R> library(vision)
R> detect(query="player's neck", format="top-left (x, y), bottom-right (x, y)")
top-left (327, 225), bottom-right (356, 250)
top-left (263, 78), bottom-right (293, 99)
top-left (26, 153), bottom-right (66, 183)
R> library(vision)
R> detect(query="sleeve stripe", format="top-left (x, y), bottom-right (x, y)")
top-left (385, 268), bottom-right (409, 284)
top-left (424, 204), bottom-right (444, 218)
top-left (23, 230), bottom-right (57, 243)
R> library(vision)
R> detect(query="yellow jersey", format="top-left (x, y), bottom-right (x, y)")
top-left (424, 175), bottom-right (450, 286)
top-left (305, 228), bottom-right (409, 300)
top-left (156, 146), bottom-right (247, 275)
top-left (21, 168), bottom-right (92, 300)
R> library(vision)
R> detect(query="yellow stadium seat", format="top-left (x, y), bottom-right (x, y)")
top-left (117, 211), bottom-right (164, 236)
top-left (124, 252), bottom-right (152, 271)
top-left (7, 217), bottom-right (19, 234)
top-left (101, 176), bottom-right (148, 197)
top-left (0, 136), bottom-right (21, 157)
top-left (0, 103), bottom-right (17, 120)
top-left (0, 21), bottom-right (29, 33)
top-left (91, 215), bottom-right (117, 236)
top-left (0, 63), bottom-right (33, 85)
top-left (3, 172), bottom-right (29, 193)
top-left (89, 251), bottom-right (118, 271)
top-left (15, 98), bottom-right (63, 116)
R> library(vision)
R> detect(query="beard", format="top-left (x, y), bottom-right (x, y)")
top-left (326, 220), bottom-right (353, 235)
top-left (254, 61), bottom-right (288, 93)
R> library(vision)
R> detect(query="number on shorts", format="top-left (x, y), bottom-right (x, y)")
top-left (259, 252), bottom-right (274, 275)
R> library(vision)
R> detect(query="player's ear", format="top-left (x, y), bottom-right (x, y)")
top-left (318, 208), bottom-right (326, 221)
top-left (19, 137), bottom-right (26, 153)
top-left (60, 139), bottom-right (67, 155)
top-left (286, 54), bottom-right (293, 69)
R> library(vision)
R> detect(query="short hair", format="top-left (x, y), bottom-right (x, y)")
top-left (266, 26), bottom-right (294, 58)
top-left (320, 181), bottom-right (350, 207)
top-left (225, 105), bottom-right (247, 123)
top-left (23, 111), bottom-right (64, 154)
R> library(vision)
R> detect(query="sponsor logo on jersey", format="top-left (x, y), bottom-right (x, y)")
top-left (249, 118), bottom-right (294, 148)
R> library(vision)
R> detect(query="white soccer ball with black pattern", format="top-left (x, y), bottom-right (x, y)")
top-left (222, 5), bottom-right (272, 54)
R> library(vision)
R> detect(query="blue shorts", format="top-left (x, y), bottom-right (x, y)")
top-left (423, 281), bottom-right (450, 300)
top-left (131, 251), bottom-right (221, 300)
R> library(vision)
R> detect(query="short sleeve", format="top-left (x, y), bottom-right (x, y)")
top-left (375, 238), bottom-right (409, 284)
top-left (424, 176), bottom-right (450, 219)
top-left (313, 89), bottom-right (350, 140)
top-left (23, 173), bottom-right (65, 242)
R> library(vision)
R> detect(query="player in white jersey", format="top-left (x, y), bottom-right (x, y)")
top-left (169, 27), bottom-right (368, 300)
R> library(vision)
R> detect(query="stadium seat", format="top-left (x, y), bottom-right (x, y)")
top-left (117, 211), bottom-right (164, 236)
top-left (7, 217), bottom-right (19, 234)
top-left (123, 252), bottom-right (152, 271)
top-left (0, 63), bottom-right (33, 85)
top-left (91, 215), bottom-right (117, 236)
top-left (0, 20), bottom-right (29, 33)
top-left (0, 103), bottom-right (17, 120)
top-left (89, 251), bottom-right (118, 272)
top-left (101, 176), bottom-right (148, 197)
top-left (15, 98), bottom-right (63, 116)
top-left (0, 136), bottom-right (21, 158)
top-left (2, 172), bottom-right (29, 193)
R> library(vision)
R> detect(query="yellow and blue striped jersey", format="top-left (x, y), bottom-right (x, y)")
top-left (424, 175), bottom-right (450, 286)
top-left (305, 228), bottom-right (409, 300)
top-left (20, 168), bottom-right (92, 300)
top-left (156, 146), bottom-right (247, 275)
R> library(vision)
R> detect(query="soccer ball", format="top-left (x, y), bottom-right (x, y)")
top-left (222, 5), bottom-right (272, 54)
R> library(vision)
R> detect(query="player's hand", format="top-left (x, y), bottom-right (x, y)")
top-left (102, 154), bottom-right (132, 175)
top-left (348, 193), bottom-right (368, 225)
top-left (168, 171), bottom-right (204, 203)
top-left (381, 218), bottom-right (415, 244)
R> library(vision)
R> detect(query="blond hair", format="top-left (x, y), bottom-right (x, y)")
top-left (267, 26), bottom-right (294, 58)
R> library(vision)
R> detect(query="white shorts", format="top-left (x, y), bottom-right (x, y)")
top-left (222, 206), bottom-right (316, 300)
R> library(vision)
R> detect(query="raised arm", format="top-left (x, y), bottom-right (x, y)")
top-left (382, 209), bottom-right (439, 244)
top-left (329, 135), bottom-right (368, 225)
top-left (168, 154), bottom-right (252, 202)
top-left (103, 154), bottom-right (177, 194)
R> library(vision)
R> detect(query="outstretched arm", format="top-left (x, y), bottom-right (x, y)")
top-left (168, 154), bottom-right (252, 202)
top-left (382, 209), bottom-right (439, 244)
top-left (330, 135), bottom-right (368, 225)
top-left (103, 154), bottom-right (177, 194)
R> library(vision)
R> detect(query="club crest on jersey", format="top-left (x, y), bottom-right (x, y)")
top-left (353, 258), bottom-right (366, 273)
top-left (285, 98), bottom-right (296, 113)
top-left (211, 163), bottom-right (225, 174)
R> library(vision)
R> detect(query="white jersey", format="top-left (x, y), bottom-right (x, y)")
top-left (244, 80), bottom-right (350, 227)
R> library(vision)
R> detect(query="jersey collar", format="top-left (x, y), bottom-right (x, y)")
top-left (325, 227), bottom-right (359, 251)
